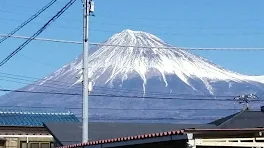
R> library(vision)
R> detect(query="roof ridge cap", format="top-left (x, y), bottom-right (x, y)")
top-left (0, 110), bottom-right (73, 115)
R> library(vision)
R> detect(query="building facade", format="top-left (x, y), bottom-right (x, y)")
top-left (0, 110), bottom-right (79, 148)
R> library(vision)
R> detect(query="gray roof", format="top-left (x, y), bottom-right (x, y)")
top-left (44, 122), bottom-right (216, 146)
top-left (210, 110), bottom-right (264, 129)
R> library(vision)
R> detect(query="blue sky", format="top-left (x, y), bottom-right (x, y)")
top-left (0, 0), bottom-right (264, 91)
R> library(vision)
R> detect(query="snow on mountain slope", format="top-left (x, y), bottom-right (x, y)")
top-left (2, 29), bottom-right (264, 123)
top-left (33, 29), bottom-right (262, 95)
top-left (248, 75), bottom-right (264, 83)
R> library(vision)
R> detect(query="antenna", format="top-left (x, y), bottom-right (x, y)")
top-left (234, 94), bottom-right (258, 110)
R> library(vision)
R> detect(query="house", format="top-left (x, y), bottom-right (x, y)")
top-left (45, 122), bottom-right (264, 148)
top-left (45, 106), bottom-right (264, 148)
top-left (0, 110), bottom-right (79, 148)
top-left (44, 122), bottom-right (217, 147)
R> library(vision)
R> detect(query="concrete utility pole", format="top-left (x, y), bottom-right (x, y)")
top-left (82, 0), bottom-right (94, 143)
top-left (234, 94), bottom-right (258, 110)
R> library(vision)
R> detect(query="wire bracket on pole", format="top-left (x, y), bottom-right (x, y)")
top-left (89, 0), bottom-right (95, 16)
top-left (234, 94), bottom-right (258, 110)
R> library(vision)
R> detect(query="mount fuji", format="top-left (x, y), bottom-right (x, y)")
top-left (1, 29), bottom-right (264, 123)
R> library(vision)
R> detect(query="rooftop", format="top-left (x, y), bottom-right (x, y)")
top-left (0, 110), bottom-right (79, 127)
top-left (210, 110), bottom-right (264, 129)
top-left (44, 122), bottom-right (216, 146)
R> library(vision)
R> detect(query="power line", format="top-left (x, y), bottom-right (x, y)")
top-left (0, 72), bottom-right (262, 104)
top-left (2, 2), bottom-right (52, 9)
top-left (0, 17), bottom-right (82, 31)
top-left (18, 54), bottom-right (56, 68)
top-left (93, 14), bottom-right (264, 23)
top-left (0, 0), bottom-right (57, 44)
top-left (0, 72), bottom-right (77, 86)
top-left (88, 29), bottom-right (264, 36)
top-left (2, 10), bottom-right (264, 31)
top-left (0, 73), bottom-right (262, 107)
top-left (2, 16), bottom-right (264, 36)
top-left (90, 94), bottom-right (259, 102)
top-left (88, 117), bottom-right (218, 121)
top-left (2, 4), bottom-right (264, 23)
top-left (0, 72), bottom-right (260, 102)
top-left (0, 0), bottom-right (77, 67)
top-left (0, 77), bottom-right (80, 94)
top-left (0, 88), bottom-right (261, 102)
top-left (0, 105), bottom-right (242, 111)
top-left (1, 33), bottom-right (264, 50)
top-left (0, 8), bottom-right (81, 24)
top-left (0, 76), bottom-right (237, 100)
top-left (0, 85), bottom-right (21, 111)
top-left (0, 88), bottom-right (80, 96)
top-left (89, 43), bottom-right (264, 51)
top-left (0, 72), bottom-right (238, 98)
top-left (0, 34), bottom-right (82, 44)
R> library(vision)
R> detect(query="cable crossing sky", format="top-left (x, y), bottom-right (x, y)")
top-left (0, 0), bottom-right (77, 67)
top-left (0, 0), bottom-right (57, 44)
top-left (0, 33), bottom-right (264, 51)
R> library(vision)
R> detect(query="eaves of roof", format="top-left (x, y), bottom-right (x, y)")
top-left (57, 130), bottom-right (185, 148)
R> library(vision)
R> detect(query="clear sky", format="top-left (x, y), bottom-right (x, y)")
top-left (0, 0), bottom-right (264, 91)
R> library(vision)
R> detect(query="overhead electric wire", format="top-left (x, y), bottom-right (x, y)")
top-left (0, 72), bottom-right (78, 86)
top-left (0, 72), bottom-right (262, 109)
top-left (0, 104), bottom-right (242, 111)
top-left (0, 77), bottom-right (236, 99)
top-left (0, 88), bottom-right (80, 96)
top-left (87, 117), bottom-right (218, 121)
top-left (88, 29), bottom-right (264, 36)
top-left (0, 0), bottom-right (57, 44)
top-left (2, 2), bottom-right (264, 23)
top-left (2, 15), bottom-right (264, 36)
top-left (18, 54), bottom-right (56, 68)
top-left (2, 10), bottom-right (264, 31)
top-left (0, 33), bottom-right (264, 51)
top-left (0, 8), bottom-right (81, 24)
top-left (0, 88), bottom-right (263, 102)
top-left (0, 0), bottom-right (77, 67)
top-left (0, 77), bottom-right (80, 94)
top-left (90, 43), bottom-right (264, 51)
top-left (0, 17), bottom-right (82, 31)
top-left (0, 33), bottom-right (82, 44)
top-left (0, 85), bottom-right (21, 111)
top-left (0, 72), bottom-right (238, 98)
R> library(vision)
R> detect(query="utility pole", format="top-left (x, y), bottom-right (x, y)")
top-left (82, 0), bottom-right (94, 143)
top-left (234, 94), bottom-right (258, 110)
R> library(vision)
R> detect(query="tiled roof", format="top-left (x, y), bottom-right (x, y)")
top-left (0, 110), bottom-right (79, 127)
top-left (57, 130), bottom-right (185, 148)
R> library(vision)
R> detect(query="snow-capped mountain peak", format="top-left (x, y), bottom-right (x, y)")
top-left (3, 29), bottom-right (264, 123)
top-left (32, 29), bottom-right (264, 95)
top-left (70, 29), bottom-right (253, 94)
top-left (106, 29), bottom-right (171, 47)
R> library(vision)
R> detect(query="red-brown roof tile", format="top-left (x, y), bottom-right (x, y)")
top-left (57, 129), bottom-right (185, 148)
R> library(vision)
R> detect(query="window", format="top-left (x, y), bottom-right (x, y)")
top-left (0, 140), bottom-right (4, 146)
top-left (20, 142), bottom-right (27, 148)
top-left (50, 142), bottom-right (54, 148)
top-left (31, 143), bottom-right (39, 148)
top-left (20, 141), bottom-right (51, 148)
top-left (0, 140), bottom-right (5, 147)
top-left (41, 143), bottom-right (50, 148)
